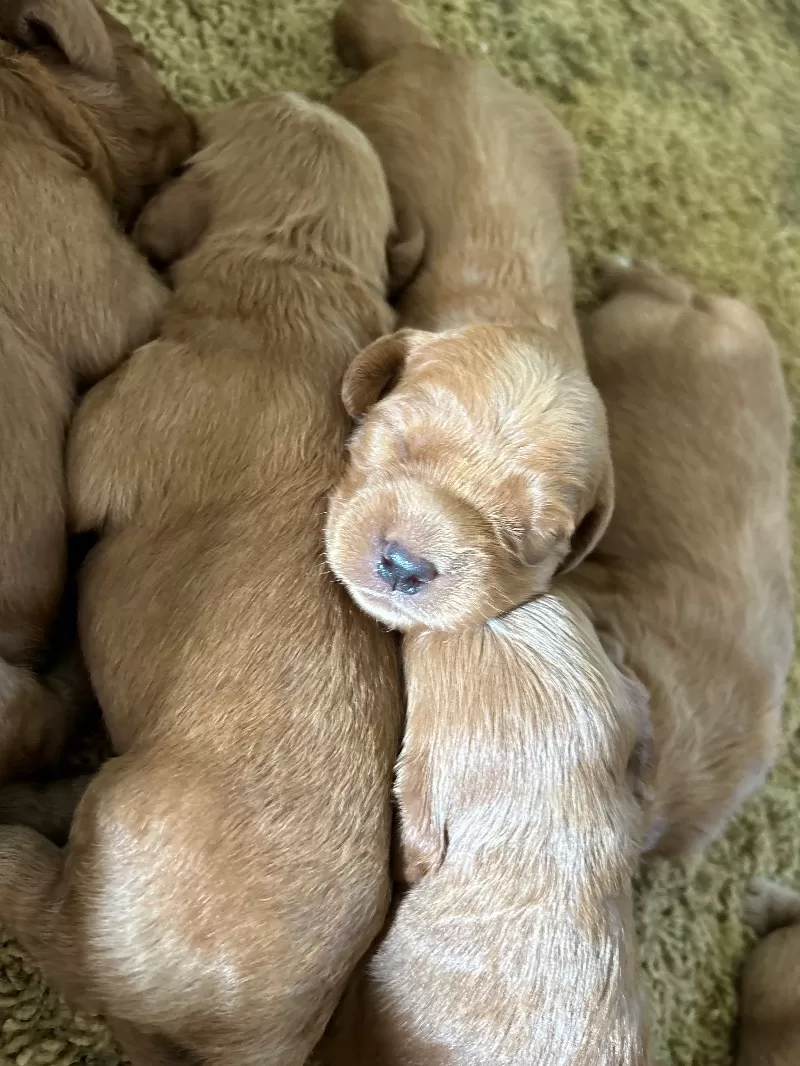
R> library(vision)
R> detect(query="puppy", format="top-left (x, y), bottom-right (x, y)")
top-left (318, 588), bottom-right (651, 1066)
top-left (320, 257), bottom-right (791, 1063)
top-left (570, 260), bottom-right (793, 856)
top-left (0, 92), bottom-right (403, 1066)
top-left (0, 0), bottom-right (194, 782)
top-left (318, 5), bottom-right (648, 1063)
top-left (736, 878), bottom-right (800, 1066)
top-left (325, 0), bottom-right (614, 632)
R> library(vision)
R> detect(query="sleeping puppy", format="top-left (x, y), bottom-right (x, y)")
top-left (325, 0), bottom-right (613, 633)
top-left (318, 586), bottom-right (651, 1066)
top-left (0, 93), bottom-right (403, 1065)
top-left (0, 0), bottom-right (194, 782)
top-left (318, 3), bottom-right (649, 1064)
top-left (571, 260), bottom-right (793, 856)
top-left (319, 261), bottom-right (790, 1066)
top-left (736, 878), bottom-right (800, 1066)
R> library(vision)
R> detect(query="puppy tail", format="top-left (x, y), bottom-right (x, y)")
top-left (333, 0), bottom-right (432, 70)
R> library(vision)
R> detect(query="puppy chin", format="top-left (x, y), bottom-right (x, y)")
top-left (330, 570), bottom-right (499, 633)
top-left (343, 582), bottom-right (426, 632)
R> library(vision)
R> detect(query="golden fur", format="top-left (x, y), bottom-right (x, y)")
top-left (0, 93), bottom-right (403, 1065)
top-left (321, 252), bottom-right (792, 1064)
top-left (319, 3), bottom-right (649, 1062)
top-left (319, 589), bottom-right (650, 1066)
top-left (0, 0), bottom-right (194, 784)
top-left (318, 6), bottom-right (791, 1057)
top-left (735, 878), bottom-right (800, 1066)
top-left (325, 0), bottom-right (613, 632)
top-left (571, 259), bottom-right (793, 856)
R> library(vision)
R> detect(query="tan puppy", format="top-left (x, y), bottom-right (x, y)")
top-left (320, 258), bottom-right (791, 1064)
top-left (0, 94), bottom-right (402, 1065)
top-left (736, 878), bottom-right (800, 1066)
top-left (325, 0), bottom-right (614, 632)
top-left (318, 4), bottom-right (648, 1063)
top-left (570, 260), bottom-right (793, 856)
top-left (319, 590), bottom-right (651, 1066)
top-left (0, 0), bottom-right (194, 782)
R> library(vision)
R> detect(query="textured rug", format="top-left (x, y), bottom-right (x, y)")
top-left (1, 0), bottom-right (798, 1063)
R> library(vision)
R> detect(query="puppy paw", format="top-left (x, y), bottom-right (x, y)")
top-left (595, 256), bottom-right (693, 306)
top-left (744, 877), bottom-right (800, 936)
top-left (595, 253), bottom-right (638, 293)
top-left (0, 776), bottom-right (92, 845)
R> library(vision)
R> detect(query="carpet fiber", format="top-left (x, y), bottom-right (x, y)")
top-left (1, 1), bottom-right (798, 1063)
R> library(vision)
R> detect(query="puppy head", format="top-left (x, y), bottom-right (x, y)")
top-left (135, 94), bottom-right (396, 279)
top-left (0, 0), bottom-right (196, 220)
top-left (326, 324), bottom-right (613, 631)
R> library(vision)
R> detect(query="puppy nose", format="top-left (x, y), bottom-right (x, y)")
top-left (377, 541), bottom-right (437, 595)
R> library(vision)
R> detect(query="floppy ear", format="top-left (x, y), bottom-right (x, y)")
top-left (131, 168), bottom-right (209, 269)
top-left (2, 0), bottom-right (115, 80)
top-left (342, 327), bottom-right (429, 420)
top-left (387, 204), bottom-right (425, 296)
top-left (560, 456), bottom-right (615, 572)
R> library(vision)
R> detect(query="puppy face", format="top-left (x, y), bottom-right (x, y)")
top-left (326, 325), bottom-right (613, 631)
top-left (1, 0), bottom-right (196, 219)
top-left (96, 8), bottom-right (197, 216)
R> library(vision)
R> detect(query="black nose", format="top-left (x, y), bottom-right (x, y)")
top-left (377, 541), bottom-right (437, 595)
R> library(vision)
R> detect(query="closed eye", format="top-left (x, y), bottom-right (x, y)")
top-left (499, 525), bottom-right (563, 566)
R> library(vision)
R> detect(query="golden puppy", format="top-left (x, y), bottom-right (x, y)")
top-left (325, 0), bottom-right (613, 632)
top-left (0, 0), bottom-right (194, 782)
top-left (571, 260), bottom-right (793, 856)
top-left (736, 878), bottom-right (800, 1066)
top-left (321, 253), bottom-right (790, 1061)
top-left (317, 6), bottom-right (648, 1063)
top-left (0, 94), bottom-right (402, 1065)
top-left (318, 587), bottom-right (651, 1066)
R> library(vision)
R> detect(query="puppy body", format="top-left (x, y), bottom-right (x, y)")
top-left (736, 879), bottom-right (800, 1066)
top-left (326, 0), bottom-right (614, 633)
top-left (0, 0), bottom-right (194, 781)
top-left (321, 260), bottom-right (791, 1063)
top-left (320, 4), bottom-right (648, 1061)
top-left (335, 0), bottom-right (579, 346)
top-left (0, 94), bottom-right (402, 1065)
top-left (569, 262), bottom-right (793, 855)
top-left (320, 591), bottom-right (649, 1066)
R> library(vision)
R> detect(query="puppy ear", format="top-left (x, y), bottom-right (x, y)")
top-left (342, 327), bottom-right (426, 419)
top-left (132, 168), bottom-right (209, 269)
top-left (2, 0), bottom-right (115, 80)
top-left (387, 204), bottom-right (425, 296)
top-left (560, 456), bottom-right (614, 572)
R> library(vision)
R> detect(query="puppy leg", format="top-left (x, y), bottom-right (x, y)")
top-left (0, 774), bottom-right (93, 843)
top-left (0, 660), bottom-right (78, 783)
top-left (0, 826), bottom-right (90, 1003)
top-left (596, 256), bottom-right (694, 305)
top-left (112, 1022), bottom-right (195, 1066)
top-left (737, 881), bottom-right (800, 1066)
top-left (71, 246), bottom-right (167, 386)
top-left (744, 877), bottom-right (800, 936)
top-left (333, 0), bottom-right (432, 71)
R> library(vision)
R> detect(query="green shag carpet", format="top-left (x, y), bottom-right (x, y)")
top-left (1, 1), bottom-right (798, 1063)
